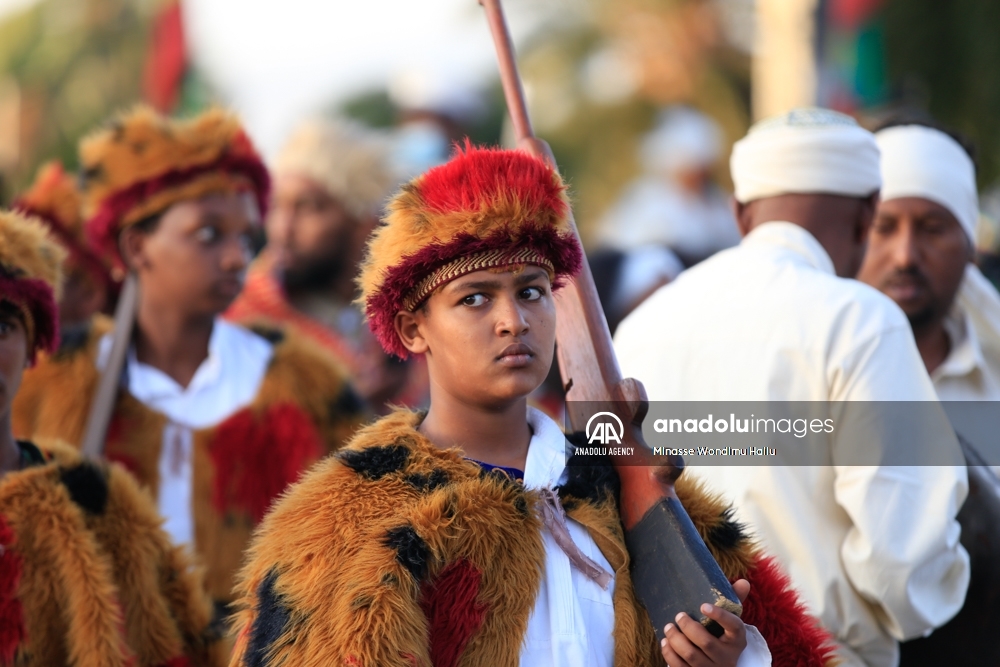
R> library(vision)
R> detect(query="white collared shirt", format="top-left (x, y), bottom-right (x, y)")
top-left (520, 408), bottom-right (770, 667)
top-left (99, 319), bottom-right (273, 545)
top-left (614, 222), bottom-right (969, 667)
top-left (933, 308), bottom-right (1000, 402)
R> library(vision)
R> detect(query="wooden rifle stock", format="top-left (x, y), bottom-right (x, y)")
top-left (479, 0), bottom-right (741, 637)
top-left (80, 272), bottom-right (138, 459)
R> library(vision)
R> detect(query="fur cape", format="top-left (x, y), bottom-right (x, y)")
top-left (228, 410), bottom-right (836, 667)
top-left (12, 315), bottom-right (368, 601)
top-left (0, 439), bottom-right (225, 666)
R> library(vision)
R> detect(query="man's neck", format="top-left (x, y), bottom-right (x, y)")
top-left (0, 416), bottom-right (20, 476)
top-left (418, 391), bottom-right (532, 472)
top-left (134, 302), bottom-right (214, 389)
top-left (913, 318), bottom-right (951, 376)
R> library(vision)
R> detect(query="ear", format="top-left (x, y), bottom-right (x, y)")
top-left (394, 309), bottom-right (429, 356)
top-left (118, 226), bottom-right (149, 273)
top-left (733, 199), bottom-right (752, 237)
top-left (855, 192), bottom-right (879, 244)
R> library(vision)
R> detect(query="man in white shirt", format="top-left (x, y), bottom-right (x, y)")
top-left (857, 121), bottom-right (1000, 667)
top-left (614, 108), bottom-right (970, 667)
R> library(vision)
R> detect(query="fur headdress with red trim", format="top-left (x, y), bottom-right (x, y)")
top-left (0, 210), bottom-right (66, 361)
top-left (79, 106), bottom-right (269, 266)
top-left (13, 162), bottom-right (114, 290)
top-left (358, 143), bottom-right (583, 358)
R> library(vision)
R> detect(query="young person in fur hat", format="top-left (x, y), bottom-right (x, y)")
top-left (12, 161), bottom-right (117, 331)
top-left (228, 144), bottom-right (835, 667)
top-left (11, 107), bottom-right (368, 609)
top-left (0, 209), bottom-right (225, 666)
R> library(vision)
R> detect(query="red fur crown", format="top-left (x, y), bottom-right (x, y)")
top-left (358, 143), bottom-right (583, 358)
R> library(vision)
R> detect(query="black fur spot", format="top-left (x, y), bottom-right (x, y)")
top-left (351, 594), bottom-right (373, 609)
top-left (247, 569), bottom-right (292, 667)
top-left (60, 463), bottom-right (108, 515)
top-left (53, 323), bottom-right (92, 359)
top-left (331, 385), bottom-right (365, 417)
top-left (405, 469), bottom-right (449, 493)
top-left (338, 445), bottom-right (410, 480)
top-left (81, 164), bottom-right (105, 186)
top-left (384, 526), bottom-right (430, 581)
top-left (704, 507), bottom-right (748, 552)
top-left (557, 452), bottom-right (621, 508)
top-left (381, 573), bottom-right (398, 587)
top-left (204, 601), bottom-right (234, 643)
top-left (514, 495), bottom-right (528, 517)
top-left (249, 325), bottom-right (285, 345)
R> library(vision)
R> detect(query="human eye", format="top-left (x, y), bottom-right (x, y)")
top-left (194, 226), bottom-right (220, 244)
top-left (461, 293), bottom-right (488, 307)
top-left (520, 285), bottom-right (545, 301)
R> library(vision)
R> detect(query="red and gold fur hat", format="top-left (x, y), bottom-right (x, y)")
top-left (0, 210), bottom-right (66, 361)
top-left (13, 161), bottom-right (113, 290)
top-left (358, 143), bottom-right (583, 358)
top-left (79, 106), bottom-right (269, 266)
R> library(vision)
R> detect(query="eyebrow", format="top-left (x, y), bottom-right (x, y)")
top-left (448, 268), bottom-right (549, 293)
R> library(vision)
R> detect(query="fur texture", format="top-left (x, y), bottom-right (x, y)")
top-left (0, 439), bottom-right (224, 666)
top-left (0, 210), bottom-right (66, 359)
top-left (78, 106), bottom-right (269, 265)
top-left (14, 162), bottom-right (114, 289)
top-left (357, 144), bottom-right (583, 358)
top-left (11, 315), bottom-right (367, 602)
top-left (229, 411), bottom-right (837, 667)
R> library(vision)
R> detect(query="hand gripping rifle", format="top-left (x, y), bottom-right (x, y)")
top-left (479, 0), bottom-right (741, 638)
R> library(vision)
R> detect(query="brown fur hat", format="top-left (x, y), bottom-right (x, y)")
top-left (14, 161), bottom-right (113, 289)
top-left (357, 143), bottom-right (583, 358)
top-left (79, 106), bottom-right (269, 265)
top-left (0, 210), bottom-right (66, 359)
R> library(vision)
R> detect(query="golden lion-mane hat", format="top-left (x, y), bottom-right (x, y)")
top-left (358, 142), bottom-right (583, 358)
top-left (80, 106), bottom-right (269, 265)
top-left (0, 210), bottom-right (66, 360)
top-left (13, 161), bottom-right (113, 289)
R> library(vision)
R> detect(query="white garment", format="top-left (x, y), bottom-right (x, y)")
top-left (597, 177), bottom-right (740, 262)
top-left (520, 408), bottom-right (770, 667)
top-left (730, 108), bottom-right (881, 204)
top-left (614, 222), bottom-right (970, 667)
top-left (99, 319), bottom-right (273, 545)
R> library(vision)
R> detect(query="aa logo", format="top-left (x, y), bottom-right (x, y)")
top-left (586, 412), bottom-right (624, 445)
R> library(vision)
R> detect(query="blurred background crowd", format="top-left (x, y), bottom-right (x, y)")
top-left (2, 0), bottom-right (1000, 311)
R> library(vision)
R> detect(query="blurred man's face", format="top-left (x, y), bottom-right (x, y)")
top-left (267, 173), bottom-right (355, 290)
top-left (858, 197), bottom-right (971, 329)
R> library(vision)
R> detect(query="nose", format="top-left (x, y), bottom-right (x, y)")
top-left (220, 233), bottom-right (250, 273)
top-left (495, 293), bottom-right (530, 337)
top-left (888, 223), bottom-right (920, 269)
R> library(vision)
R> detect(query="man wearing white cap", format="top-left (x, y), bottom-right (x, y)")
top-left (859, 123), bottom-right (1000, 403)
top-left (614, 108), bottom-right (970, 667)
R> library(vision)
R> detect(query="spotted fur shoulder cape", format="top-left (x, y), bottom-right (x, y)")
top-left (0, 440), bottom-right (225, 667)
top-left (11, 315), bottom-right (368, 601)
top-left (229, 410), bottom-right (835, 667)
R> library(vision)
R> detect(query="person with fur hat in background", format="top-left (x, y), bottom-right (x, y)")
top-left (11, 106), bottom-right (368, 613)
top-left (0, 209), bottom-right (226, 667)
top-left (226, 117), bottom-right (427, 410)
top-left (227, 143), bottom-right (840, 667)
top-left (13, 161), bottom-right (117, 332)
top-left (614, 108), bottom-right (970, 667)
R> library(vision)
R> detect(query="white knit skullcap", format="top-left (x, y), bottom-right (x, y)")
top-left (273, 117), bottom-right (396, 220)
top-left (731, 108), bottom-right (881, 203)
top-left (876, 124), bottom-right (978, 242)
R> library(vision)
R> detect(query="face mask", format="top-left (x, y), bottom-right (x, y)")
top-left (393, 121), bottom-right (451, 178)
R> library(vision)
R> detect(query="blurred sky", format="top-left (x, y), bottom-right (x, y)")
top-left (0, 0), bottom-right (578, 157)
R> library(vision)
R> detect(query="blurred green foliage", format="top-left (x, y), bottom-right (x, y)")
top-left (882, 0), bottom-right (1000, 186)
top-left (0, 0), bottom-right (158, 202)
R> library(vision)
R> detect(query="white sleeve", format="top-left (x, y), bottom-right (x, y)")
top-left (735, 625), bottom-right (771, 667)
top-left (831, 325), bottom-right (970, 640)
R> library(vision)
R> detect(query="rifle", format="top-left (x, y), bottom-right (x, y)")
top-left (80, 272), bottom-right (139, 459)
top-left (479, 0), bottom-right (741, 638)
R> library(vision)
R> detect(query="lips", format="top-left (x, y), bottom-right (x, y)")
top-left (496, 343), bottom-right (535, 367)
